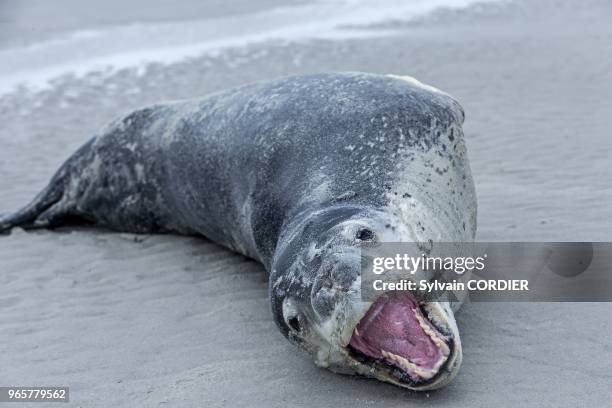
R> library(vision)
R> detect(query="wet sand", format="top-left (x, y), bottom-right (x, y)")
top-left (1, 0), bottom-right (611, 406)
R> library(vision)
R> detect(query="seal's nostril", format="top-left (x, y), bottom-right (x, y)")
top-left (288, 316), bottom-right (301, 332)
top-left (282, 298), bottom-right (302, 334)
top-left (356, 228), bottom-right (374, 241)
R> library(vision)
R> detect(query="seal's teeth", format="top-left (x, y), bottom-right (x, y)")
top-left (412, 307), bottom-right (451, 356)
top-left (382, 349), bottom-right (433, 379)
top-left (354, 328), bottom-right (360, 337)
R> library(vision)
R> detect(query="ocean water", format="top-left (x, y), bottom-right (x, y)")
top-left (0, 0), bottom-right (501, 95)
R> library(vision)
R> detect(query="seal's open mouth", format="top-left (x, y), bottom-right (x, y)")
top-left (348, 291), bottom-right (451, 384)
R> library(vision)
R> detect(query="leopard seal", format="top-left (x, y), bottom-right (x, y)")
top-left (0, 72), bottom-right (476, 390)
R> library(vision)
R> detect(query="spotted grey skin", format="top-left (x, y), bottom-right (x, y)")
top-left (0, 72), bottom-right (476, 390)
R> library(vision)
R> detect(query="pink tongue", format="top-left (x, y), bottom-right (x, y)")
top-left (349, 292), bottom-right (447, 371)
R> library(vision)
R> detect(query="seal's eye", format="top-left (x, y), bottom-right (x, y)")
top-left (356, 228), bottom-right (374, 242)
top-left (321, 277), bottom-right (333, 289)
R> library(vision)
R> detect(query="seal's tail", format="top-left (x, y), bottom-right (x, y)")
top-left (0, 172), bottom-right (69, 234)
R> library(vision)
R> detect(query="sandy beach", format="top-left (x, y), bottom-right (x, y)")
top-left (1, 0), bottom-right (611, 406)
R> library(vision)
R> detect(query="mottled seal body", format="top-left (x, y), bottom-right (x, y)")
top-left (1, 73), bottom-right (476, 390)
